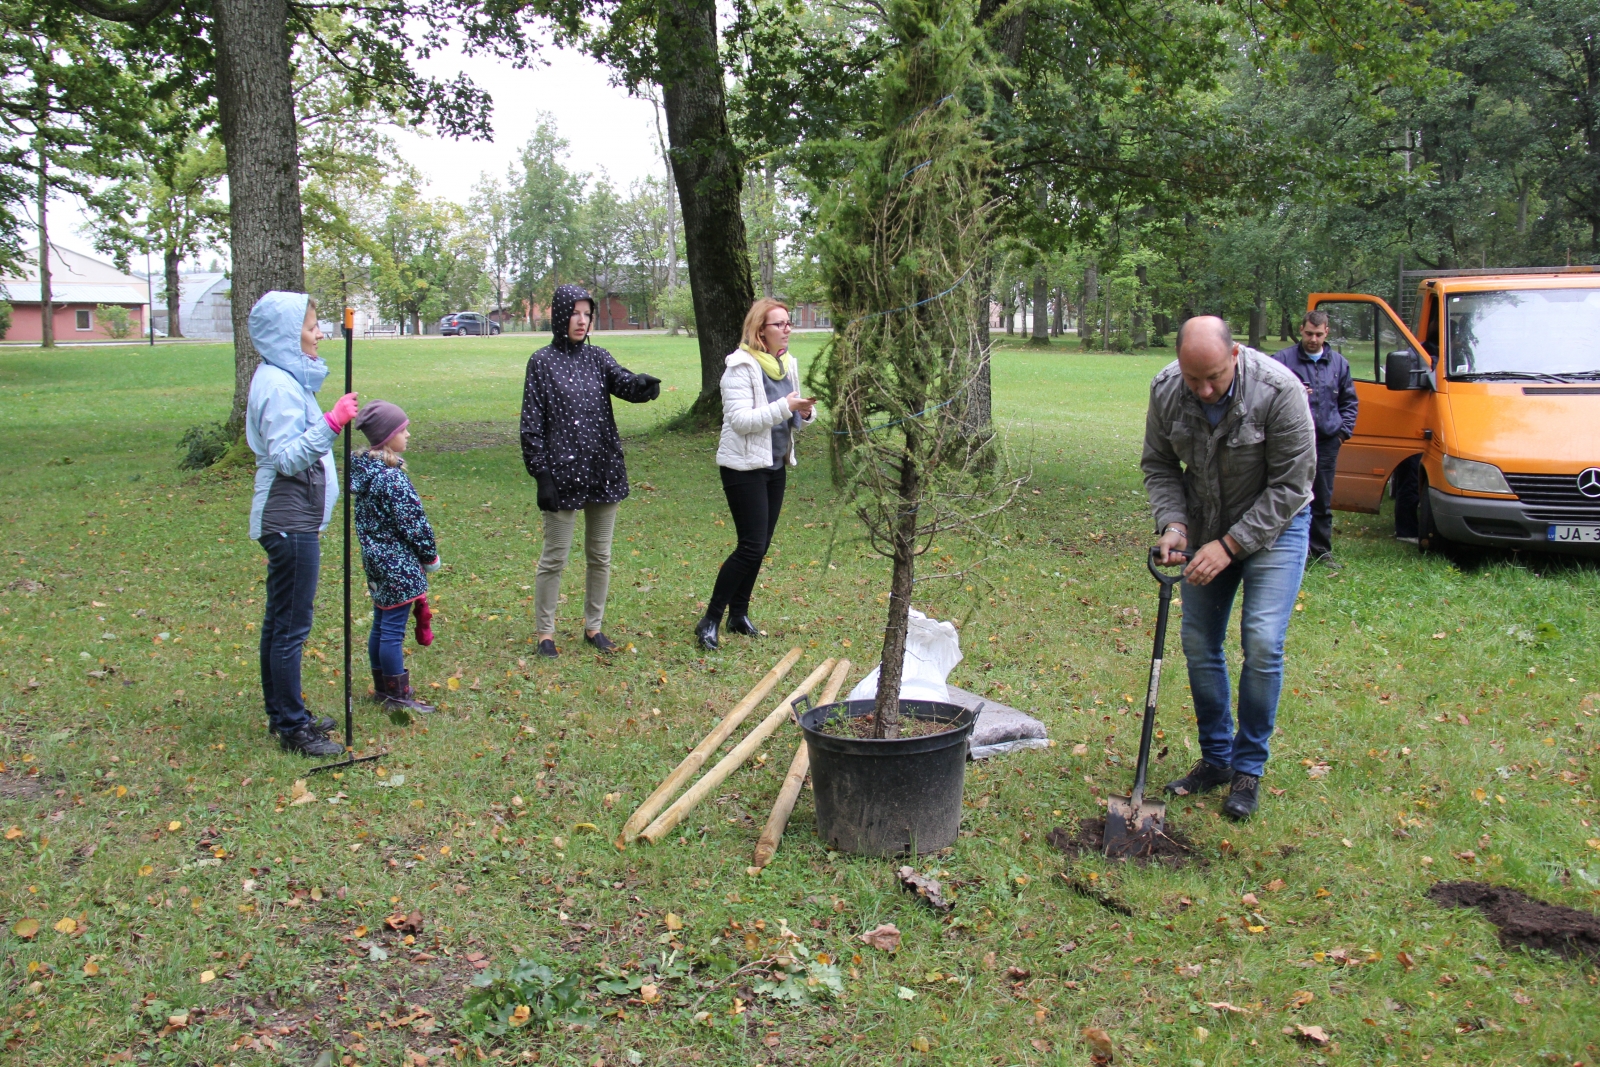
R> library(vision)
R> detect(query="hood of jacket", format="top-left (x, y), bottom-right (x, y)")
top-left (550, 283), bottom-right (595, 351)
top-left (348, 450), bottom-right (397, 498)
top-left (249, 290), bottom-right (328, 393)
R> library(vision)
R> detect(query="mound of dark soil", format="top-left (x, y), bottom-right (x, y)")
top-left (1427, 881), bottom-right (1600, 962)
top-left (1046, 816), bottom-right (1199, 866)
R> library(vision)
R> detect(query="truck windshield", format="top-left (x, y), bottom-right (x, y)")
top-left (1446, 289), bottom-right (1600, 380)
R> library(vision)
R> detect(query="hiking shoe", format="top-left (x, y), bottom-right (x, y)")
top-left (277, 725), bottom-right (344, 758)
top-left (310, 715), bottom-right (338, 734)
top-left (1223, 773), bottom-right (1260, 820)
top-left (1308, 551), bottom-right (1341, 571)
top-left (537, 639), bottom-right (559, 659)
top-left (1164, 758), bottom-right (1233, 797)
top-left (584, 631), bottom-right (621, 654)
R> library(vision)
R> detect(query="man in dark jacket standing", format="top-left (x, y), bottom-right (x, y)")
top-left (1271, 309), bottom-right (1358, 568)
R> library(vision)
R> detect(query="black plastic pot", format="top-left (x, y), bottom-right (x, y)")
top-left (798, 699), bottom-right (976, 857)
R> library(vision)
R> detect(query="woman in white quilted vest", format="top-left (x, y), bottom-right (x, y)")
top-left (694, 299), bottom-right (816, 650)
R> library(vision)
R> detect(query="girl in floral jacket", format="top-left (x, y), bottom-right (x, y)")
top-left (351, 400), bottom-right (439, 713)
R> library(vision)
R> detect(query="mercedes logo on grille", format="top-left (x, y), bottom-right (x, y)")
top-left (1579, 468), bottom-right (1600, 499)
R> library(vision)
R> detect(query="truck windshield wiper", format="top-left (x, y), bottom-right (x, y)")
top-left (1552, 370), bottom-right (1600, 380)
top-left (1451, 370), bottom-right (1570, 383)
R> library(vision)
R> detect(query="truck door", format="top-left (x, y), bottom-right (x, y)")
top-left (1308, 294), bottom-right (1433, 513)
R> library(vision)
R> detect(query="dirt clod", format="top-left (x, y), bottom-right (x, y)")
top-left (1046, 816), bottom-right (1199, 866)
top-left (1427, 881), bottom-right (1600, 962)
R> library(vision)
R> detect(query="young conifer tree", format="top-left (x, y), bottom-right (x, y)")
top-left (818, 0), bottom-right (1017, 739)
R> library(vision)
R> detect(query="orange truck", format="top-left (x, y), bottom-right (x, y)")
top-left (1308, 267), bottom-right (1600, 556)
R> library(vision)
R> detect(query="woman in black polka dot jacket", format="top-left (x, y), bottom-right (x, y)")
top-left (520, 284), bottom-right (661, 658)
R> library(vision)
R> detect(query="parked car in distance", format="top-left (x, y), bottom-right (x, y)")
top-left (439, 312), bottom-right (501, 336)
top-left (1309, 265), bottom-right (1600, 556)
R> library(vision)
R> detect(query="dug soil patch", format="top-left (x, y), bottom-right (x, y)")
top-left (1428, 881), bottom-right (1600, 962)
top-left (1046, 816), bottom-right (1199, 867)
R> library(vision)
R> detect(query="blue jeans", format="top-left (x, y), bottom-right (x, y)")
top-left (369, 603), bottom-right (411, 676)
top-left (259, 532), bottom-right (320, 734)
top-left (1179, 509), bottom-right (1309, 777)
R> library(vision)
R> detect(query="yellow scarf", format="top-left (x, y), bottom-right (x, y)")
top-left (740, 342), bottom-right (787, 381)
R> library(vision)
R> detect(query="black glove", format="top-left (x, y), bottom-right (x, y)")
top-left (535, 472), bottom-right (559, 512)
top-left (636, 373), bottom-right (662, 402)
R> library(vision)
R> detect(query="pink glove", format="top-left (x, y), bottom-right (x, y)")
top-left (412, 595), bottom-right (434, 647)
top-left (324, 392), bottom-right (359, 433)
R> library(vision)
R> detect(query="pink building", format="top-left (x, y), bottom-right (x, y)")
top-left (0, 246), bottom-right (149, 343)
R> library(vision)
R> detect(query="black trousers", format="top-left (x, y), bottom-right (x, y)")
top-left (259, 531), bottom-right (320, 734)
top-left (707, 465), bottom-right (786, 621)
top-left (1309, 435), bottom-right (1342, 558)
top-left (1393, 454), bottom-right (1422, 538)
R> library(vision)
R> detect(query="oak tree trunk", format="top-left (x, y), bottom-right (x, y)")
top-left (164, 248), bottom-right (183, 337)
top-left (1030, 272), bottom-right (1048, 343)
top-left (656, 0), bottom-right (754, 426)
top-left (214, 0), bottom-right (306, 438)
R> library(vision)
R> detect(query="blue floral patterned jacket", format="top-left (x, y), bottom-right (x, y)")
top-left (351, 451), bottom-right (438, 608)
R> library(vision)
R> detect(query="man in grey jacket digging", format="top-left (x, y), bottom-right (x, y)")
top-left (1141, 316), bottom-right (1316, 819)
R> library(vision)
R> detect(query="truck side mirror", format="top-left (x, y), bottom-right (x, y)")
top-left (1385, 350), bottom-right (1430, 391)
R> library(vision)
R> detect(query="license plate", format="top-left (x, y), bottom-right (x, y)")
top-left (1547, 524), bottom-right (1600, 543)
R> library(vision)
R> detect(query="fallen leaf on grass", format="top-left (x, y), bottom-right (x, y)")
top-left (1175, 963), bottom-right (1202, 978)
top-left (897, 866), bottom-right (952, 911)
top-left (13, 918), bottom-right (39, 939)
top-left (384, 910), bottom-right (424, 935)
top-left (1264, 878), bottom-right (1287, 892)
top-left (1206, 1001), bottom-right (1251, 1014)
top-left (663, 912), bottom-right (683, 931)
top-left (860, 923), bottom-right (901, 952)
top-left (1029, 1038), bottom-right (1051, 1053)
top-left (54, 917), bottom-right (77, 934)
top-left (1397, 951), bottom-right (1416, 971)
top-left (1081, 1027), bottom-right (1115, 1061)
top-left (1285, 1023), bottom-right (1330, 1047)
top-left (1287, 990), bottom-right (1314, 1009)
top-left (895, 986), bottom-right (916, 1001)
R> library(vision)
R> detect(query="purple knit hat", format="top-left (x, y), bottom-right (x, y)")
top-left (354, 400), bottom-right (409, 448)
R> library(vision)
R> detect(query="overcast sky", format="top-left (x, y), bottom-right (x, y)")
top-left (48, 43), bottom-right (665, 269)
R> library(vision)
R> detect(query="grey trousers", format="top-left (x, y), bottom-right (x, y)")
top-left (535, 502), bottom-right (619, 634)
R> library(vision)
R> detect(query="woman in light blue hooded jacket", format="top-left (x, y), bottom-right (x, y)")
top-left (245, 291), bottom-right (358, 757)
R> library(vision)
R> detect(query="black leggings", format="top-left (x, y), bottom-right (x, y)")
top-left (707, 465), bottom-right (786, 620)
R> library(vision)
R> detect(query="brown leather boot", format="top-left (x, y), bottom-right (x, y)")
top-left (380, 671), bottom-right (434, 714)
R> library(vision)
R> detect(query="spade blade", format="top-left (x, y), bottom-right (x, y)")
top-left (1103, 792), bottom-right (1167, 859)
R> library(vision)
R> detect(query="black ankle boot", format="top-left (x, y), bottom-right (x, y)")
top-left (694, 615), bottom-right (720, 650)
top-left (726, 614), bottom-right (762, 636)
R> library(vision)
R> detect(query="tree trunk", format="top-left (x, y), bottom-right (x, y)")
top-left (1131, 264), bottom-right (1148, 349)
top-left (1248, 289), bottom-right (1265, 350)
top-left (657, 0), bottom-right (754, 426)
top-left (1082, 260), bottom-right (1098, 348)
top-left (1030, 272), bottom-right (1048, 344)
top-left (214, 0), bottom-right (306, 439)
top-left (1052, 286), bottom-right (1063, 336)
top-left (872, 444), bottom-right (920, 740)
top-left (37, 148), bottom-right (53, 350)
top-left (1003, 285), bottom-right (1014, 335)
top-left (164, 247), bottom-right (183, 338)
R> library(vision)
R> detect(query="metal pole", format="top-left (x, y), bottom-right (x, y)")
top-left (309, 306), bottom-right (380, 775)
top-left (145, 239), bottom-right (154, 347)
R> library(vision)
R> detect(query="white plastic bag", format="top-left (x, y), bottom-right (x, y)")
top-left (845, 609), bottom-right (963, 703)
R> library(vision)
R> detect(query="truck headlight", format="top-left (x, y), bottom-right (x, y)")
top-left (1442, 454), bottom-right (1513, 495)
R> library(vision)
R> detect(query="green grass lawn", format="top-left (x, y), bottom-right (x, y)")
top-left (1, 332), bottom-right (1597, 1067)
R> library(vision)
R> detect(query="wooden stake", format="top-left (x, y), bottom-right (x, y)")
top-left (639, 659), bottom-right (835, 845)
top-left (616, 647), bottom-right (801, 846)
top-left (752, 659), bottom-right (851, 868)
